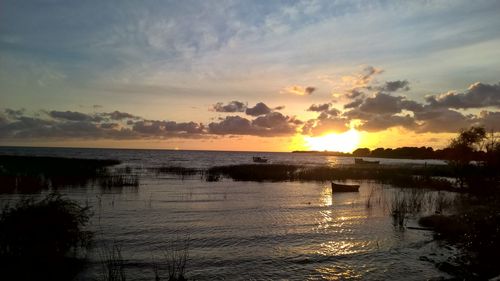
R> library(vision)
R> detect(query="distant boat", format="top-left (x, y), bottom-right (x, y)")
top-left (252, 156), bottom-right (268, 163)
top-left (331, 182), bottom-right (360, 192)
top-left (354, 158), bottom-right (380, 165)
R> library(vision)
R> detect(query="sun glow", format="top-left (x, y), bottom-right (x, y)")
top-left (304, 129), bottom-right (361, 153)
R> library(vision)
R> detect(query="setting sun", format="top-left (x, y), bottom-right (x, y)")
top-left (304, 129), bottom-right (361, 153)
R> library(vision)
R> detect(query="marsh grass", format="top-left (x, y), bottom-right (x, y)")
top-left (149, 166), bottom-right (200, 178)
top-left (98, 174), bottom-right (139, 189)
top-left (0, 193), bottom-right (92, 280)
top-left (154, 237), bottom-right (190, 281)
top-left (97, 237), bottom-right (191, 281)
top-left (0, 155), bottom-right (143, 193)
top-left (99, 242), bottom-right (127, 281)
top-left (204, 164), bottom-right (455, 189)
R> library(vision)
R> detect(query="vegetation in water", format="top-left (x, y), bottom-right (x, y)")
top-left (0, 193), bottom-right (92, 281)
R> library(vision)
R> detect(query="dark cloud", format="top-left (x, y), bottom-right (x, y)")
top-left (49, 110), bottom-right (94, 122)
top-left (360, 66), bottom-right (384, 85)
top-left (414, 108), bottom-right (473, 133)
top-left (476, 111), bottom-right (500, 131)
top-left (357, 114), bottom-right (416, 132)
top-left (274, 105), bottom-right (285, 110)
top-left (302, 115), bottom-right (349, 136)
top-left (4, 108), bottom-right (25, 119)
top-left (0, 109), bottom-right (205, 140)
top-left (308, 103), bottom-right (331, 112)
top-left (131, 120), bottom-right (204, 136)
top-left (305, 87), bottom-right (316, 95)
top-left (357, 93), bottom-right (406, 114)
top-left (425, 82), bottom-right (500, 109)
top-left (346, 89), bottom-right (364, 99)
top-left (245, 102), bottom-right (272, 116)
top-left (208, 112), bottom-right (299, 137)
top-left (378, 80), bottom-right (410, 92)
top-left (208, 116), bottom-right (252, 135)
top-left (344, 99), bottom-right (363, 109)
top-left (101, 111), bottom-right (138, 120)
top-left (212, 101), bottom-right (246, 112)
top-left (284, 85), bottom-right (316, 96)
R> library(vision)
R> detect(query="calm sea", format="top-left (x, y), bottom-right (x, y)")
top-left (0, 147), bottom-right (453, 280)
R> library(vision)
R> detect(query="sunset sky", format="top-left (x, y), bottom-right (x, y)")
top-left (1, 0), bottom-right (500, 152)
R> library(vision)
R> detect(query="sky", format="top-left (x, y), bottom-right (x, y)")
top-left (1, 0), bottom-right (500, 152)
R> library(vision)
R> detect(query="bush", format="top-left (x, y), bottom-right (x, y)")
top-left (0, 193), bottom-right (92, 280)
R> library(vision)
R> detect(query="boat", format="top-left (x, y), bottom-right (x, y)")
top-left (252, 156), bottom-right (268, 163)
top-left (354, 158), bottom-right (380, 165)
top-left (331, 182), bottom-right (360, 192)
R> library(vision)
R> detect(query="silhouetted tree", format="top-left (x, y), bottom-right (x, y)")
top-left (446, 126), bottom-right (486, 166)
top-left (352, 148), bottom-right (370, 157)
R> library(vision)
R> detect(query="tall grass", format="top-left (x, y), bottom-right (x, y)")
top-left (99, 243), bottom-right (127, 281)
top-left (97, 238), bottom-right (191, 281)
top-left (204, 164), bottom-right (455, 190)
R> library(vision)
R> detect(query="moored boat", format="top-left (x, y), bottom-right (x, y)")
top-left (331, 182), bottom-right (360, 192)
top-left (252, 156), bottom-right (268, 163)
top-left (354, 158), bottom-right (380, 165)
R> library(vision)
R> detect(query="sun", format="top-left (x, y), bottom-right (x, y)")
top-left (304, 129), bottom-right (361, 153)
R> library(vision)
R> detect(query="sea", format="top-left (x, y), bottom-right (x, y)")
top-left (0, 147), bottom-right (455, 280)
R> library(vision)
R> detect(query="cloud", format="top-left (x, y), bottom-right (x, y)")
top-left (414, 108), bottom-right (473, 133)
top-left (212, 101), bottom-right (246, 112)
top-left (49, 110), bottom-right (94, 122)
top-left (101, 110), bottom-right (139, 120)
top-left (284, 85), bottom-right (316, 96)
top-left (308, 103), bottom-right (331, 112)
top-left (357, 114), bottom-right (417, 132)
top-left (208, 112), bottom-right (299, 136)
top-left (476, 111), bottom-right (500, 131)
top-left (425, 82), bottom-right (500, 109)
top-left (377, 80), bottom-right (410, 92)
top-left (131, 120), bottom-right (204, 136)
top-left (302, 115), bottom-right (350, 136)
top-left (0, 109), bottom-right (206, 140)
top-left (245, 102), bottom-right (272, 116)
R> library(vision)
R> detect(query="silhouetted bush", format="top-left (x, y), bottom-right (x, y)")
top-left (0, 193), bottom-right (92, 280)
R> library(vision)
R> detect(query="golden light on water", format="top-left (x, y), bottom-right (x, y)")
top-left (304, 129), bottom-right (361, 153)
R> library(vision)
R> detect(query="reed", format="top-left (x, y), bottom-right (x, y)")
top-left (99, 242), bottom-right (126, 281)
top-left (204, 164), bottom-right (455, 189)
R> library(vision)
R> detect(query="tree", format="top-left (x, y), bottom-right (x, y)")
top-left (352, 148), bottom-right (370, 157)
top-left (446, 126), bottom-right (486, 166)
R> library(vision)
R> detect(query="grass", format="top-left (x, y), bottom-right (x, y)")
top-left (149, 166), bottom-right (200, 177)
top-left (0, 155), bottom-right (141, 193)
top-left (204, 164), bottom-right (456, 190)
top-left (99, 242), bottom-right (127, 281)
top-left (98, 174), bottom-right (139, 189)
top-left (98, 238), bottom-right (191, 281)
top-left (0, 192), bottom-right (92, 280)
top-left (417, 192), bottom-right (500, 279)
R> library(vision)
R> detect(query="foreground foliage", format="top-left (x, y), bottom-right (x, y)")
top-left (0, 193), bottom-right (92, 280)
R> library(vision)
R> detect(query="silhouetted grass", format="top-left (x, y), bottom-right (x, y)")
top-left (149, 166), bottom-right (199, 175)
top-left (205, 164), bottom-right (455, 189)
top-left (418, 192), bottom-right (500, 279)
top-left (0, 193), bottom-right (92, 280)
top-left (98, 238), bottom-right (191, 281)
top-left (0, 155), bottom-right (141, 193)
top-left (99, 242), bottom-right (127, 281)
top-left (98, 174), bottom-right (139, 188)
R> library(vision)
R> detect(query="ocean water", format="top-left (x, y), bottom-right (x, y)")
top-left (0, 147), bottom-right (453, 280)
